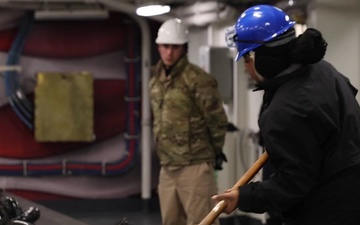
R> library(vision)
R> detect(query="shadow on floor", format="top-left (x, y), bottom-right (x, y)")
top-left (37, 196), bottom-right (162, 225)
top-left (11, 191), bottom-right (263, 225)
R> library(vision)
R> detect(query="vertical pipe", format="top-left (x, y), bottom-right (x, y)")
top-left (135, 16), bottom-right (153, 209)
top-left (99, 0), bottom-right (152, 210)
top-left (207, 25), bottom-right (213, 46)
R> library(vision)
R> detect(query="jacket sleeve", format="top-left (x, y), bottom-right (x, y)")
top-left (192, 72), bottom-right (228, 155)
top-left (341, 74), bottom-right (358, 96)
top-left (238, 103), bottom-right (325, 214)
top-left (239, 108), bottom-right (322, 213)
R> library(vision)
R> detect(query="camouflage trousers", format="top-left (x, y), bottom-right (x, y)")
top-left (158, 162), bottom-right (219, 225)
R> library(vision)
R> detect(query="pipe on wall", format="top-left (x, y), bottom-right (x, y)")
top-left (98, 0), bottom-right (154, 204)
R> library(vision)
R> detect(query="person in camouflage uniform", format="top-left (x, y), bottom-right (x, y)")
top-left (149, 18), bottom-right (228, 225)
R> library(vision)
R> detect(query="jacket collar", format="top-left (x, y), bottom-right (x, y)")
top-left (155, 55), bottom-right (188, 78)
top-left (254, 64), bottom-right (307, 92)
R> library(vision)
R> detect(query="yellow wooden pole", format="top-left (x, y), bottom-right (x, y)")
top-left (199, 151), bottom-right (269, 225)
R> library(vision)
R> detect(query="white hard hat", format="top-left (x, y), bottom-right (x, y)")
top-left (155, 18), bottom-right (189, 44)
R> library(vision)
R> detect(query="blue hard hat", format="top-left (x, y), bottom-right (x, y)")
top-left (233, 5), bottom-right (295, 61)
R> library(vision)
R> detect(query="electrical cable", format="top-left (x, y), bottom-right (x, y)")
top-left (4, 11), bottom-right (34, 129)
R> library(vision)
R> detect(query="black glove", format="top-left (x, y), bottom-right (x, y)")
top-left (11, 220), bottom-right (34, 225)
top-left (215, 152), bottom-right (227, 170)
top-left (227, 123), bottom-right (239, 132)
top-left (2, 197), bottom-right (40, 225)
top-left (3, 197), bottom-right (23, 219)
top-left (117, 217), bottom-right (131, 225)
top-left (16, 207), bottom-right (40, 223)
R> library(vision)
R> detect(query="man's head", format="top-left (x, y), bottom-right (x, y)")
top-left (225, 5), bottom-right (296, 81)
top-left (156, 18), bottom-right (188, 67)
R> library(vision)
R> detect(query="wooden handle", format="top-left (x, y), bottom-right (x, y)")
top-left (199, 151), bottom-right (269, 225)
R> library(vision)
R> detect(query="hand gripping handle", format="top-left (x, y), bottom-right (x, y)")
top-left (199, 151), bottom-right (269, 225)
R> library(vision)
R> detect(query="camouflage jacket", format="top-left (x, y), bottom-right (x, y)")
top-left (149, 55), bottom-right (228, 166)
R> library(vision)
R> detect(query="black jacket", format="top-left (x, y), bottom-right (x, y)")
top-left (238, 61), bottom-right (360, 225)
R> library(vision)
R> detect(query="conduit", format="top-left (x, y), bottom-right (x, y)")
top-left (123, 17), bottom-right (141, 173)
top-left (174, 1), bottom-right (237, 27)
top-left (4, 11), bottom-right (34, 129)
top-left (98, 0), bottom-right (154, 204)
top-left (0, 10), bottom-right (141, 176)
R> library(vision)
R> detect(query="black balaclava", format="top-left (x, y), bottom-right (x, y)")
top-left (253, 28), bottom-right (328, 79)
top-left (253, 29), bottom-right (296, 78)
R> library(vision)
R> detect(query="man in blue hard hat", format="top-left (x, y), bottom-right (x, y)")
top-left (212, 4), bottom-right (360, 225)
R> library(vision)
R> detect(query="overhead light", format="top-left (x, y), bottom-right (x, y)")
top-left (35, 9), bottom-right (109, 20)
top-left (34, 3), bottom-right (109, 20)
top-left (136, 2), bottom-right (171, 17)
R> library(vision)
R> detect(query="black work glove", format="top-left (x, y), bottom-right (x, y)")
top-left (215, 152), bottom-right (228, 170)
top-left (2, 197), bottom-right (40, 225)
top-left (16, 207), bottom-right (40, 224)
top-left (227, 123), bottom-right (239, 132)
